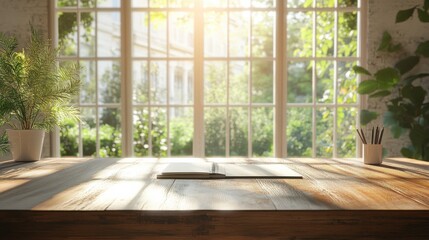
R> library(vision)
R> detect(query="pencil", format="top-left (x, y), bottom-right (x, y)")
top-left (356, 129), bottom-right (364, 143)
top-left (378, 127), bottom-right (384, 144)
top-left (360, 128), bottom-right (367, 144)
top-left (375, 126), bottom-right (379, 144)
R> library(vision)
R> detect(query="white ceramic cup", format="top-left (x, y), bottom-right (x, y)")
top-left (363, 144), bottom-right (383, 165)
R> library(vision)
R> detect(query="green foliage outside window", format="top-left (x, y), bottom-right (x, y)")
top-left (59, 0), bottom-right (359, 158)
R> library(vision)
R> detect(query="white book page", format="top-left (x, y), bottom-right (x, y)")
top-left (160, 162), bottom-right (214, 175)
top-left (223, 164), bottom-right (302, 178)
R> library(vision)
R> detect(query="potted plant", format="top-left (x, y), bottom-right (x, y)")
top-left (353, 0), bottom-right (429, 160)
top-left (0, 26), bottom-right (80, 161)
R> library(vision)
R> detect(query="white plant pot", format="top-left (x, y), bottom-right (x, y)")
top-left (6, 129), bottom-right (45, 162)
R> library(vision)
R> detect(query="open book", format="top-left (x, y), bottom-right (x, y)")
top-left (157, 162), bottom-right (302, 179)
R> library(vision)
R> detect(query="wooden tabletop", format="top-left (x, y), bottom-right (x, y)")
top-left (1, 157), bottom-right (429, 211)
top-left (1, 157), bottom-right (429, 239)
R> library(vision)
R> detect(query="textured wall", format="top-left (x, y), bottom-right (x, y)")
top-left (0, 0), bottom-right (427, 159)
top-left (367, 0), bottom-right (429, 157)
top-left (0, 0), bottom-right (50, 160)
top-left (0, 0), bottom-right (49, 47)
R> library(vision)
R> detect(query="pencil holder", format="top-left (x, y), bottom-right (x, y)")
top-left (363, 144), bottom-right (383, 165)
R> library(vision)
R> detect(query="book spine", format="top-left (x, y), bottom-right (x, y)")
top-left (211, 163), bottom-right (216, 174)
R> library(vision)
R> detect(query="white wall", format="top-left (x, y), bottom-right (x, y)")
top-left (367, 0), bottom-right (429, 157)
top-left (0, 0), bottom-right (49, 46)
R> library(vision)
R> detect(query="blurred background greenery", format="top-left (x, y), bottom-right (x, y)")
top-left (57, 0), bottom-right (358, 158)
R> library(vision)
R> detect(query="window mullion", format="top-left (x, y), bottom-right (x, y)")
top-left (77, 5), bottom-right (83, 157)
top-left (122, 0), bottom-right (133, 157)
top-left (311, 3), bottom-right (317, 158)
top-left (50, 1), bottom-right (61, 158)
top-left (148, 11), bottom-right (153, 157)
top-left (95, 6), bottom-right (100, 157)
top-left (333, 0), bottom-right (339, 158)
top-left (226, 7), bottom-right (230, 158)
top-left (193, 0), bottom-right (205, 157)
top-left (357, 0), bottom-right (368, 157)
top-left (275, 0), bottom-right (285, 158)
top-left (248, 7), bottom-right (253, 158)
top-left (166, 7), bottom-right (171, 157)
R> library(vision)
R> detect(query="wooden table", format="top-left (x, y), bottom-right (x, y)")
top-left (0, 157), bottom-right (429, 239)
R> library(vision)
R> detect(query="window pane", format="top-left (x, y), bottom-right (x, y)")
top-left (316, 61), bottom-right (334, 103)
top-left (287, 11), bottom-right (312, 57)
top-left (80, 0), bottom-right (95, 8)
top-left (150, 12), bottom-right (167, 57)
top-left (80, 60), bottom-right (96, 104)
top-left (169, 0), bottom-right (194, 8)
top-left (229, 11), bottom-right (250, 57)
top-left (338, 61), bottom-right (358, 104)
top-left (287, 0), bottom-right (312, 8)
top-left (338, 0), bottom-right (358, 7)
top-left (99, 107), bottom-right (122, 157)
top-left (169, 12), bottom-right (194, 58)
top-left (98, 61), bottom-right (121, 104)
top-left (133, 0), bottom-right (148, 7)
top-left (97, 12), bottom-right (121, 57)
top-left (170, 61), bottom-right (194, 104)
top-left (204, 61), bottom-right (227, 104)
top-left (252, 60), bottom-right (274, 103)
top-left (134, 108), bottom-right (167, 157)
top-left (133, 61), bottom-right (149, 104)
top-left (132, 12), bottom-right (149, 57)
top-left (58, 12), bottom-right (77, 56)
top-left (316, 107), bottom-right (333, 157)
top-left (60, 118), bottom-right (79, 157)
top-left (133, 107), bottom-right (150, 156)
top-left (170, 107), bottom-right (193, 156)
top-left (316, 0), bottom-right (334, 7)
top-left (252, 107), bottom-right (273, 157)
top-left (337, 107), bottom-right (357, 157)
top-left (97, 0), bottom-right (121, 7)
top-left (252, 11), bottom-right (274, 57)
top-left (151, 108), bottom-right (168, 157)
top-left (316, 12), bottom-right (334, 57)
top-left (287, 107), bottom-right (312, 157)
top-left (287, 61), bottom-right (312, 103)
top-left (80, 12), bottom-right (96, 57)
top-left (204, 0), bottom-right (227, 8)
top-left (230, 0), bottom-right (250, 8)
top-left (82, 107), bottom-right (97, 156)
top-left (205, 107), bottom-right (226, 156)
top-left (229, 61), bottom-right (249, 104)
top-left (150, 0), bottom-right (166, 7)
top-left (204, 11), bottom-right (227, 57)
top-left (230, 107), bottom-right (248, 156)
top-left (338, 12), bottom-right (358, 57)
top-left (252, 0), bottom-right (275, 7)
top-left (150, 61), bottom-right (167, 104)
top-left (61, 107), bottom-right (98, 157)
top-left (58, 0), bottom-right (77, 7)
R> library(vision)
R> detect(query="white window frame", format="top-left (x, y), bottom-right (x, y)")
top-left (283, 0), bottom-right (367, 158)
top-left (49, 0), bottom-right (367, 158)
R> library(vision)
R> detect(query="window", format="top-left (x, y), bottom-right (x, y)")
top-left (203, 1), bottom-right (275, 157)
top-left (54, 0), bottom-right (363, 158)
top-left (285, 0), bottom-right (361, 157)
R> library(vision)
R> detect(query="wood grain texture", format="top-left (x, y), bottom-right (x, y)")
top-left (0, 210), bottom-right (429, 239)
top-left (0, 157), bottom-right (429, 239)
